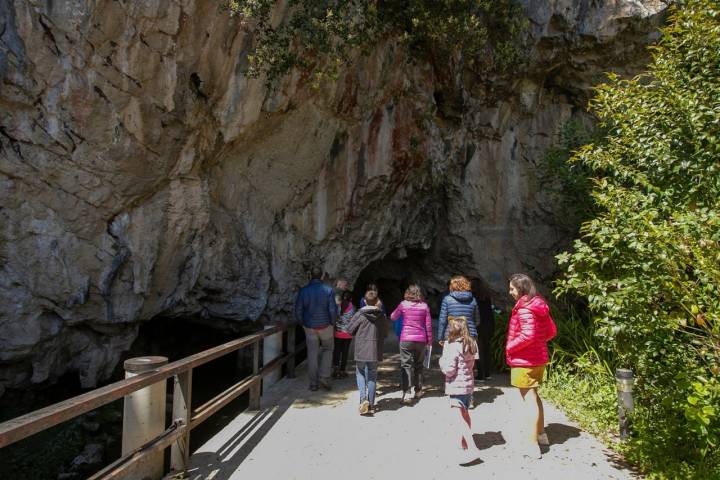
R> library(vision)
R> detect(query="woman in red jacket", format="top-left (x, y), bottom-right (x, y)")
top-left (505, 274), bottom-right (557, 459)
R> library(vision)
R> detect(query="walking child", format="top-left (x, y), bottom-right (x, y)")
top-left (347, 290), bottom-right (389, 415)
top-left (333, 290), bottom-right (355, 378)
top-left (439, 315), bottom-right (482, 464)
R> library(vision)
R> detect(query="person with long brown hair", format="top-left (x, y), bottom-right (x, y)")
top-left (506, 273), bottom-right (557, 459)
top-left (439, 316), bottom-right (481, 464)
top-left (390, 284), bottom-right (432, 404)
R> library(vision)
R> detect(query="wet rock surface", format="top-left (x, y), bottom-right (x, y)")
top-left (0, 1), bottom-right (667, 393)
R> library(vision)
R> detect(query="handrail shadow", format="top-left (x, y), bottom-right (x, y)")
top-left (186, 391), bottom-right (296, 480)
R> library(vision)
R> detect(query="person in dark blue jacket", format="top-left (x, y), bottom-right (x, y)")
top-left (438, 276), bottom-right (479, 344)
top-left (476, 295), bottom-right (496, 381)
top-left (294, 266), bottom-right (338, 391)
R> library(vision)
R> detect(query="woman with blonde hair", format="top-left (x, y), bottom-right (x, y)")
top-left (390, 284), bottom-right (432, 404)
top-left (506, 273), bottom-right (557, 459)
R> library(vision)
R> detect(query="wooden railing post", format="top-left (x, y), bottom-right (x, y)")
top-left (170, 369), bottom-right (192, 473)
top-left (249, 341), bottom-right (261, 410)
top-left (263, 325), bottom-right (282, 388)
top-left (0, 323), bottom-right (289, 470)
top-left (287, 324), bottom-right (296, 378)
top-left (122, 356), bottom-right (168, 480)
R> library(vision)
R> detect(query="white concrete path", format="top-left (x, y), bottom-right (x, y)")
top-left (183, 341), bottom-right (638, 480)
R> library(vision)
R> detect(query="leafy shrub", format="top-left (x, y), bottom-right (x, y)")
top-left (540, 119), bottom-right (601, 228)
top-left (228, 0), bottom-right (528, 85)
top-left (541, 363), bottom-right (618, 441)
top-left (555, 0), bottom-right (720, 473)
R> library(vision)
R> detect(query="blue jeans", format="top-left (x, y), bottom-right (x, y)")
top-left (449, 394), bottom-right (472, 410)
top-left (355, 361), bottom-right (378, 405)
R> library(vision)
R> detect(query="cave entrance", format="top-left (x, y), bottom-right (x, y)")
top-left (352, 248), bottom-right (497, 318)
top-left (352, 247), bottom-right (447, 317)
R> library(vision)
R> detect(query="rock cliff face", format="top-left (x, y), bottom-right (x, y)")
top-left (0, 0), bottom-right (668, 394)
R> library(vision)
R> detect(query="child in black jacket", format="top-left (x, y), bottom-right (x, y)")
top-left (347, 290), bottom-right (389, 415)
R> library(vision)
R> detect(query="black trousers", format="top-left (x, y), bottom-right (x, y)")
top-left (399, 341), bottom-right (426, 393)
top-left (477, 322), bottom-right (495, 379)
top-left (332, 337), bottom-right (352, 371)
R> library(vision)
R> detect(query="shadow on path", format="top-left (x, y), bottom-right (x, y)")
top-left (187, 391), bottom-right (296, 480)
top-left (473, 387), bottom-right (504, 405)
top-left (473, 431), bottom-right (506, 450)
top-left (545, 422), bottom-right (582, 445)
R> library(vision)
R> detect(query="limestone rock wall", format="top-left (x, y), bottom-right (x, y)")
top-left (0, 0), bottom-right (667, 393)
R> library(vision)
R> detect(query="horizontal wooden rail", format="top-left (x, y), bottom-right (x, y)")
top-left (0, 324), bottom-right (285, 449)
top-left (88, 420), bottom-right (187, 480)
top-left (190, 352), bottom-right (292, 429)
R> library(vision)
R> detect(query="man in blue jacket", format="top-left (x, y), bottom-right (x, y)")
top-left (294, 266), bottom-right (337, 391)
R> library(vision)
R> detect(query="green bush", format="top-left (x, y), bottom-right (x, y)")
top-left (555, 0), bottom-right (720, 475)
top-left (540, 119), bottom-right (601, 228)
top-left (491, 310), bottom-right (508, 372)
top-left (228, 0), bottom-right (528, 85)
top-left (541, 363), bottom-right (618, 441)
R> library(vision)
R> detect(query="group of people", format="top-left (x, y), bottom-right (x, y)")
top-left (293, 267), bottom-right (556, 464)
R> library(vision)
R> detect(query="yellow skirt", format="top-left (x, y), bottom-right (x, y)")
top-left (510, 365), bottom-right (546, 388)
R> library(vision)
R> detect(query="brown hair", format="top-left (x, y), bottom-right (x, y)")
top-left (404, 284), bottom-right (424, 302)
top-left (310, 266), bottom-right (323, 280)
top-left (449, 276), bottom-right (471, 292)
top-left (509, 273), bottom-right (537, 299)
top-left (364, 290), bottom-right (379, 306)
top-left (447, 316), bottom-right (478, 355)
top-left (340, 290), bottom-right (353, 311)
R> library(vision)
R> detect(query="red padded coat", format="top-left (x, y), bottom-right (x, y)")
top-left (505, 295), bottom-right (557, 367)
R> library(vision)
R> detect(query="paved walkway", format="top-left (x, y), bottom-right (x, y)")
top-left (184, 340), bottom-right (637, 480)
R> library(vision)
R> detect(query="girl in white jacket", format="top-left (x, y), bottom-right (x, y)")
top-left (439, 315), bottom-right (481, 464)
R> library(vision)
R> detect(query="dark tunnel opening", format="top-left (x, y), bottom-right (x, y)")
top-left (352, 248), bottom-right (497, 318)
top-left (353, 248), bottom-right (438, 316)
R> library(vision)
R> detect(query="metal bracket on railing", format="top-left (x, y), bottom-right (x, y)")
top-left (89, 419), bottom-right (186, 479)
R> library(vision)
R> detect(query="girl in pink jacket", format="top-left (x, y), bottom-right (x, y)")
top-left (505, 273), bottom-right (557, 459)
top-left (390, 284), bottom-right (432, 404)
top-left (439, 316), bottom-right (481, 464)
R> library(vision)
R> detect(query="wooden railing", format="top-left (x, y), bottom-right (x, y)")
top-left (0, 323), bottom-right (304, 479)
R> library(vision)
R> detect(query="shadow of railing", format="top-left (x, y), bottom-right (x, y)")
top-left (187, 393), bottom-right (296, 480)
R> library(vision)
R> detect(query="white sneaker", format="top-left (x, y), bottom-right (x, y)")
top-left (537, 432), bottom-right (549, 446)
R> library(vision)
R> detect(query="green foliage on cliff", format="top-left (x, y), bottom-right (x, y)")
top-left (228, 0), bottom-right (528, 85)
top-left (541, 119), bottom-right (602, 228)
top-left (555, 0), bottom-right (720, 475)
